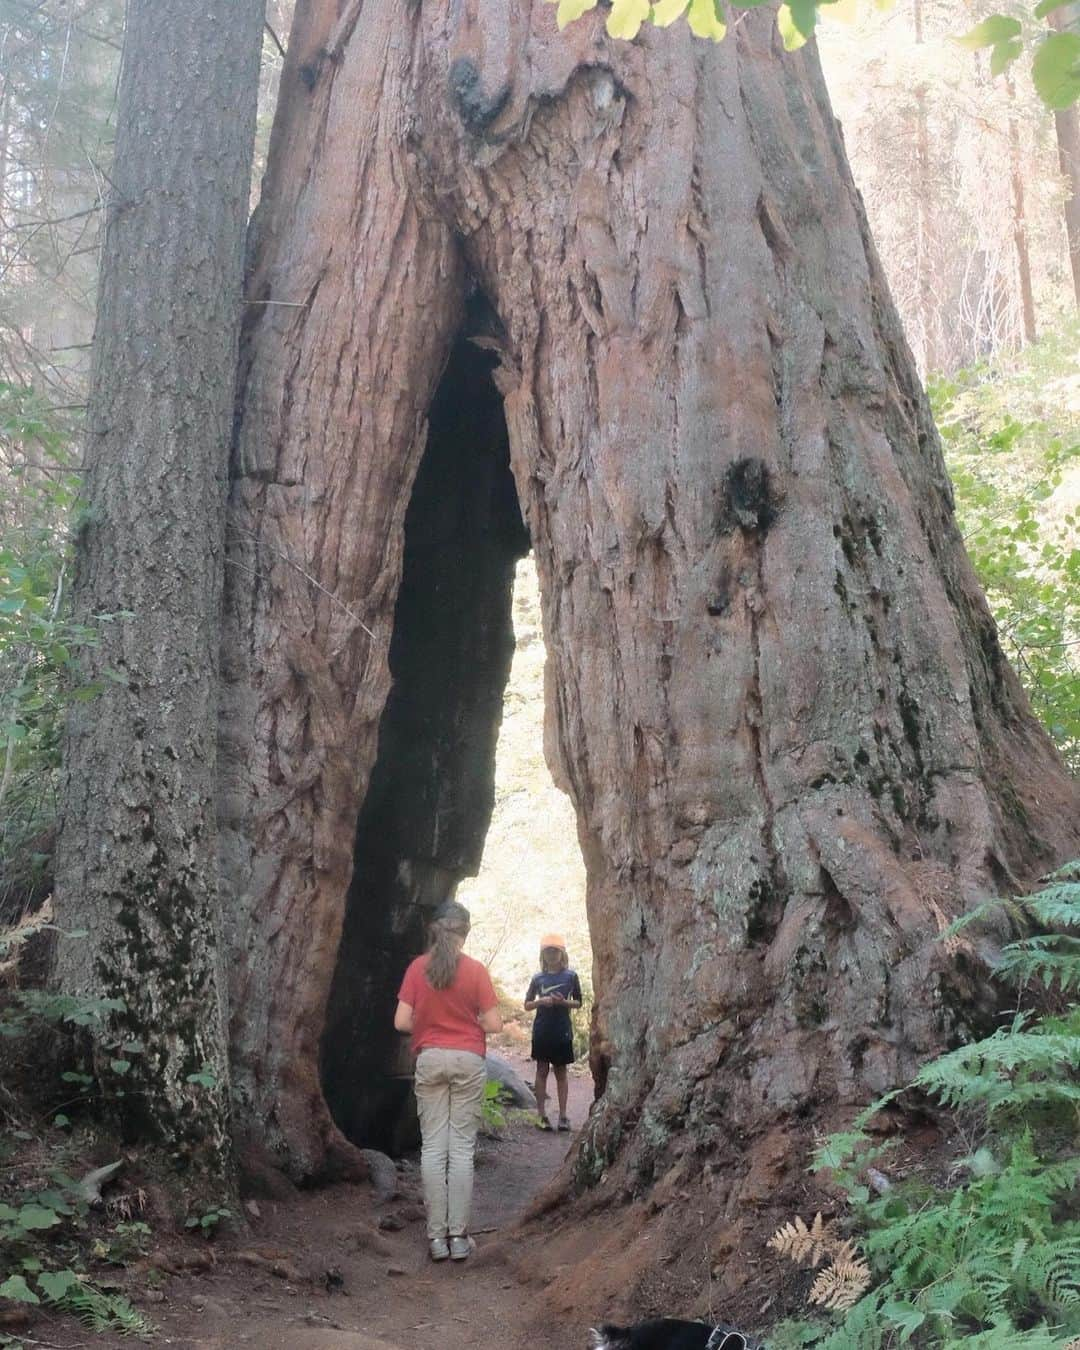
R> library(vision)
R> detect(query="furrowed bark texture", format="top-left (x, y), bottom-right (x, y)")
top-left (223, 0), bottom-right (1080, 1198)
top-left (54, 0), bottom-right (265, 1170)
top-left (219, 0), bottom-right (466, 1177)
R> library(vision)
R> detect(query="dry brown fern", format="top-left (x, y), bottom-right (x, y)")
top-left (767, 1213), bottom-right (836, 1268)
top-left (1061, 1339), bottom-right (1080, 1350)
top-left (807, 1256), bottom-right (872, 1311)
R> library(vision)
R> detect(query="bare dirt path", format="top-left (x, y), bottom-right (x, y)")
top-left (92, 1055), bottom-right (595, 1350)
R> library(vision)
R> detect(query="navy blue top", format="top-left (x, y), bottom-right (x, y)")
top-left (525, 969), bottom-right (582, 1037)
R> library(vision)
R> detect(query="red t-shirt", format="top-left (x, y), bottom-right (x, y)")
top-left (397, 952), bottom-right (498, 1058)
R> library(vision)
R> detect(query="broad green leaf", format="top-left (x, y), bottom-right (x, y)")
top-left (1035, 0), bottom-right (1071, 16)
top-left (555, 0), bottom-right (598, 27)
top-left (0, 1274), bottom-right (39, 1304)
top-left (687, 0), bottom-right (727, 38)
top-left (777, 2), bottom-right (810, 48)
top-left (881, 1301), bottom-right (925, 1341)
top-left (788, 0), bottom-right (818, 35)
top-left (990, 36), bottom-right (1023, 76)
top-left (1032, 30), bottom-right (1080, 107)
top-left (954, 14), bottom-right (1022, 49)
top-left (652, 0), bottom-right (690, 24)
top-left (37, 1269), bottom-right (81, 1303)
top-left (607, 0), bottom-right (651, 38)
top-left (0, 1203), bottom-right (18, 1222)
top-left (17, 1204), bottom-right (61, 1230)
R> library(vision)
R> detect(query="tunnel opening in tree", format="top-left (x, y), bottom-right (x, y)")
top-left (320, 311), bottom-right (531, 1155)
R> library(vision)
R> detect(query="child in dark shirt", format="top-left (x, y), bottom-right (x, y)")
top-left (524, 933), bottom-right (582, 1132)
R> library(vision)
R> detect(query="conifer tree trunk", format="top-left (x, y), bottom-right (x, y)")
top-left (1049, 6), bottom-right (1080, 307)
top-left (54, 0), bottom-right (265, 1178)
top-left (1007, 77), bottom-right (1038, 344)
top-left (222, 0), bottom-right (1080, 1230)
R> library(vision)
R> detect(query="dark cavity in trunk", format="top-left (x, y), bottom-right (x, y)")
top-left (321, 317), bottom-right (529, 1154)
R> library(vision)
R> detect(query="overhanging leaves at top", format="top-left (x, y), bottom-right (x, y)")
top-left (547, 0), bottom-right (1080, 107)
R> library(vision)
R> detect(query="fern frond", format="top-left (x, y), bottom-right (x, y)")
top-left (813, 1289), bottom-right (884, 1350)
top-left (944, 896), bottom-right (1021, 937)
top-left (1040, 859), bottom-right (1080, 885)
top-left (1022, 883), bottom-right (1080, 929)
top-left (767, 1212), bottom-right (835, 1267)
top-left (913, 1026), bottom-right (1080, 1109)
top-left (808, 1257), bottom-right (872, 1311)
top-left (997, 936), bottom-right (1080, 991)
top-left (60, 1282), bottom-right (152, 1335)
top-left (959, 1325), bottom-right (1067, 1349)
top-left (1016, 1237), bottom-right (1080, 1310)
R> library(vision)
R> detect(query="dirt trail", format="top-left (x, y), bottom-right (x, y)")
top-left (110, 1056), bottom-right (594, 1350)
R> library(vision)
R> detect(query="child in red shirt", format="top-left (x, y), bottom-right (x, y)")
top-left (394, 901), bottom-right (501, 1262)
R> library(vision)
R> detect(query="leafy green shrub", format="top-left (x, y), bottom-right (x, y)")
top-left (481, 1078), bottom-right (509, 1132)
top-left (0, 383), bottom-right (127, 920)
top-left (931, 325), bottom-right (1080, 773)
top-left (772, 862), bottom-right (1080, 1349)
top-left (0, 1169), bottom-right (152, 1336)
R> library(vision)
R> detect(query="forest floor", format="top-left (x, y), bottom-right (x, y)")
top-left (24, 1055), bottom-right (606, 1350)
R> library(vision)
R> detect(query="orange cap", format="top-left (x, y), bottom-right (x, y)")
top-left (540, 933), bottom-right (567, 950)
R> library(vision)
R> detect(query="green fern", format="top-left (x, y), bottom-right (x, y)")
top-left (997, 936), bottom-right (1080, 991)
top-left (785, 863), bottom-right (1080, 1349)
top-left (1022, 884), bottom-right (1080, 928)
top-left (58, 1281), bottom-right (152, 1335)
top-left (912, 1019), bottom-right (1080, 1113)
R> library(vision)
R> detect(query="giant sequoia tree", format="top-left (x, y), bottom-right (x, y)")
top-left (219, 0), bottom-right (1079, 1195)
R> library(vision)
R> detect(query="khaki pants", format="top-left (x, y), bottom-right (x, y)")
top-left (413, 1048), bottom-right (487, 1240)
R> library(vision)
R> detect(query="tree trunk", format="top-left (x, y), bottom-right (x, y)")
top-left (911, 0), bottom-right (939, 372)
top-left (53, 0), bottom-right (265, 1179)
top-left (223, 0), bottom-right (1080, 1229)
top-left (1007, 77), bottom-right (1037, 345)
top-left (1050, 7), bottom-right (1080, 307)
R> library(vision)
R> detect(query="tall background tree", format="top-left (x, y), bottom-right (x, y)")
top-left (51, 0), bottom-right (265, 1175)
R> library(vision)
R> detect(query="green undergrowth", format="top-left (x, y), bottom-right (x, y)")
top-left (932, 323), bottom-right (1080, 773)
top-left (0, 383), bottom-right (127, 921)
top-left (0, 934), bottom-right (233, 1342)
top-left (770, 861), bottom-right (1080, 1349)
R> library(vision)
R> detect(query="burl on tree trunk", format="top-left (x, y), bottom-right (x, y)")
top-left (221, 0), bottom-right (1080, 1213)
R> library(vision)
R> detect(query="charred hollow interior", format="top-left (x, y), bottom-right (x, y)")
top-left (321, 327), bottom-right (529, 1155)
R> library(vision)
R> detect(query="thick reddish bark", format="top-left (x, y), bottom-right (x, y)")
top-left (222, 0), bottom-right (1080, 1229)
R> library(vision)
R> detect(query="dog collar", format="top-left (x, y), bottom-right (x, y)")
top-left (706, 1331), bottom-right (750, 1350)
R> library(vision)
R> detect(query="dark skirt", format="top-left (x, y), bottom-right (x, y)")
top-left (531, 1021), bottom-right (575, 1067)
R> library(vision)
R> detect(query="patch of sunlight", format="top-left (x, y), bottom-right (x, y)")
top-left (458, 555), bottom-right (591, 1037)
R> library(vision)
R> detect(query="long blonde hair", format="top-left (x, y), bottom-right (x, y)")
top-left (427, 900), bottom-right (471, 990)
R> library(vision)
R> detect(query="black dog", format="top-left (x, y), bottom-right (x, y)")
top-left (589, 1321), bottom-right (761, 1350)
